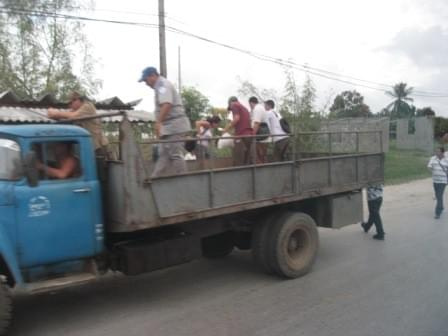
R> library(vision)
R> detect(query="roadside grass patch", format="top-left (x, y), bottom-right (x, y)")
top-left (385, 146), bottom-right (430, 185)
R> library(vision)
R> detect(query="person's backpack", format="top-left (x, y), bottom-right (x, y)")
top-left (274, 112), bottom-right (291, 134)
top-left (256, 122), bottom-right (270, 141)
top-left (280, 118), bottom-right (291, 134)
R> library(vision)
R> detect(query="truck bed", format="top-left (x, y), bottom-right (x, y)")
top-left (106, 119), bottom-right (384, 232)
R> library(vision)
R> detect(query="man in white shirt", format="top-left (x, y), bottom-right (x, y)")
top-left (265, 100), bottom-right (290, 161)
top-left (427, 147), bottom-right (448, 219)
top-left (249, 96), bottom-right (269, 163)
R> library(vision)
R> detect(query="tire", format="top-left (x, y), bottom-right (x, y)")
top-left (202, 232), bottom-right (234, 258)
top-left (252, 213), bottom-right (278, 274)
top-left (267, 212), bottom-right (319, 278)
top-left (0, 277), bottom-right (12, 335)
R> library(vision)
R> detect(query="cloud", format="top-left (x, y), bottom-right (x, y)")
top-left (382, 26), bottom-right (448, 68)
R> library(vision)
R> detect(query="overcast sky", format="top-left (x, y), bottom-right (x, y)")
top-left (84, 0), bottom-right (448, 115)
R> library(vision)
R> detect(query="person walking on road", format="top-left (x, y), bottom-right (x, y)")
top-left (427, 147), bottom-right (448, 219)
top-left (361, 184), bottom-right (385, 240)
top-left (139, 66), bottom-right (191, 177)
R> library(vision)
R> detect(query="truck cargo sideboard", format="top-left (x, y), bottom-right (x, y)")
top-left (105, 119), bottom-right (384, 232)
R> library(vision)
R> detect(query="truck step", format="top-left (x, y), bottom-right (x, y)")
top-left (22, 273), bottom-right (97, 294)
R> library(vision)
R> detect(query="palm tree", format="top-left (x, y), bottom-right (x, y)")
top-left (385, 82), bottom-right (414, 119)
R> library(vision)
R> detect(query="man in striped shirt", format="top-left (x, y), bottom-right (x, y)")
top-left (427, 147), bottom-right (448, 219)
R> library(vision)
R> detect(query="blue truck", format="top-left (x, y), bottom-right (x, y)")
top-left (0, 116), bottom-right (384, 333)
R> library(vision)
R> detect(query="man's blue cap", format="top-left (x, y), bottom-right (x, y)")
top-left (138, 66), bottom-right (159, 82)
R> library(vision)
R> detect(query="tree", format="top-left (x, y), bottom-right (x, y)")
top-left (434, 117), bottom-right (448, 139)
top-left (279, 67), bottom-right (300, 116)
top-left (181, 86), bottom-right (211, 123)
top-left (0, 0), bottom-right (101, 100)
top-left (416, 106), bottom-right (436, 117)
top-left (236, 77), bottom-right (279, 103)
top-left (384, 82), bottom-right (414, 119)
top-left (298, 75), bottom-right (316, 117)
top-left (329, 90), bottom-right (371, 118)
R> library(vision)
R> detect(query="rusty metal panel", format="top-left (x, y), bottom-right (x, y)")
top-left (254, 164), bottom-right (293, 200)
top-left (299, 160), bottom-right (330, 191)
top-left (357, 156), bottom-right (370, 183)
top-left (151, 174), bottom-right (210, 217)
top-left (366, 154), bottom-right (384, 181)
top-left (331, 157), bottom-right (357, 185)
top-left (331, 192), bottom-right (363, 228)
top-left (107, 119), bottom-right (158, 232)
top-left (213, 169), bottom-right (253, 207)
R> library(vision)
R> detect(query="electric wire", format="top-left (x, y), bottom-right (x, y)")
top-left (1, 6), bottom-right (447, 98)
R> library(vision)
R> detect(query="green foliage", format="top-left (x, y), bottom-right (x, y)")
top-left (181, 86), bottom-right (211, 123)
top-left (384, 145), bottom-right (430, 185)
top-left (329, 90), bottom-right (371, 118)
top-left (236, 69), bottom-right (321, 132)
top-left (236, 77), bottom-right (279, 102)
top-left (298, 75), bottom-right (316, 117)
top-left (434, 117), bottom-right (448, 138)
top-left (0, 0), bottom-right (101, 99)
top-left (279, 67), bottom-right (300, 116)
top-left (416, 106), bottom-right (436, 117)
top-left (279, 68), bottom-right (322, 132)
top-left (384, 82), bottom-right (415, 119)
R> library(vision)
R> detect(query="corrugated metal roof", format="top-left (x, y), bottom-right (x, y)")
top-left (0, 90), bottom-right (154, 123)
top-left (0, 107), bottom-right (154, 123)
top-left (0, 90), bottom-right (140, 110)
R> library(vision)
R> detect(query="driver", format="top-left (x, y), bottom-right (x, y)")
top-left (36, 142), bottom-right (80, 179)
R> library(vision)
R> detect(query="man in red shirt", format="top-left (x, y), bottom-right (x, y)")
top-left (223, 96), bottom-right (254, 166)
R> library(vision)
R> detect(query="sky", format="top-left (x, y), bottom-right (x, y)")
top-left (81, 0), bottom-right (448, 115)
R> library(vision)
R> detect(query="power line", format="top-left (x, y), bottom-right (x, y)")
top-left (1, 6), bottom-right (448, 98)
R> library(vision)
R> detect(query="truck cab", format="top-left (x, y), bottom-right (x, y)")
top-left (0, 124), bottom-right (104, 287)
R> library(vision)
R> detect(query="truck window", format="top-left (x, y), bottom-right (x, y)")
top-left (32, 141), bottom-right (82, 180)
top-left (0, 139), bottom-right (21, 180)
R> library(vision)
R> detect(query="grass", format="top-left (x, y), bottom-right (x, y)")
top-left (384, 146), bottom-right (431, 185)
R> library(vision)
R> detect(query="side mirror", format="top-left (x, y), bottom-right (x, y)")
top-left (23, 151), bottom-right (39, 187)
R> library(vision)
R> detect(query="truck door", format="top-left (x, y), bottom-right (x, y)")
top-left (15, 140), bottom-right (97, 268)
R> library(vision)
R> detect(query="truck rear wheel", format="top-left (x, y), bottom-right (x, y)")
top-left (0, 277), bottom-right (12, 335)
top-left (267, 212), bottom-right (319, 278)
top-left (201, 232), bottom-right (234, 259)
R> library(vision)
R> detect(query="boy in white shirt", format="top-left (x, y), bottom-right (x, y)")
top-left (249, 97), bottom-right (269, 163)
top-left (265, 100), bottom-right (290, 161)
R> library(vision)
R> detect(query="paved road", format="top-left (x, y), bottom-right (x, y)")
top-left (9, 178), bottom-right (448, 336)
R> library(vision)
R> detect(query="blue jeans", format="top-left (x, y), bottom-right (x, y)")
top-left (364, 197), bottom-right (384, 235)
top-left (433, 183), bottom-right (446, 217)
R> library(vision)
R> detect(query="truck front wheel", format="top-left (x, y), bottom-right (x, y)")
top-left (0, 277), bottom-right (12, 335)
top-left (267, 212), bottom-right (319, 278)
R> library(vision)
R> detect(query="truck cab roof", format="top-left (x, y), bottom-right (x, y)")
top-left (0, 124), bottom-right (91, 138)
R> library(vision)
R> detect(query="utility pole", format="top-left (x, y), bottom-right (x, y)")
top-left (158, 0), bottom-right (167, 77)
